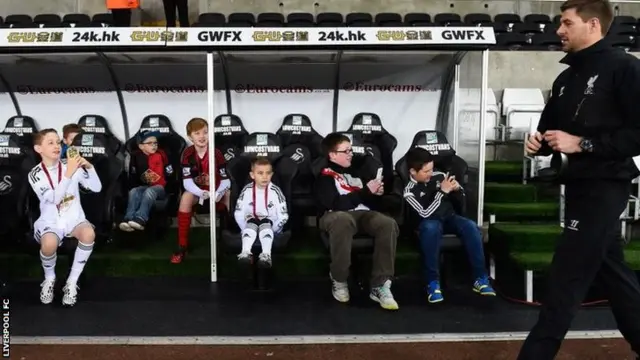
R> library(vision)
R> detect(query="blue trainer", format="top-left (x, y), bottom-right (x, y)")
top-left (473, 276), bottom-right (496, 296)
top-left (427, 280), bottom-right (444, 303)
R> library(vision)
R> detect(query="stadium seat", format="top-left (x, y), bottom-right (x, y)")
top-left (213, 114), bottom-right (250, 162)
top-left (346, 12), bottom-right (373, 27)
top-left (71, 132), bottom-right (124, 242)
top-left (62, 14), bottom-right (91, 27)
top-left (3, 116), bottom-right (39, 150)
top-left (4, 14), bottom-right (32, 26)
top-left (197, 13), bottom-right (226, 27)
top-left (228, 12), bottom-right (255, 27)
top-left (33, 14), bottom-right (61, 28)
top-left (256, 12), bottom-right (285, 27)
top-left (501, 88), bottom-right (545, 142)
top-left (394, 130), bottom-right (472, 247)
top-left (286, 13), bottom-right (315, 27)
top-left (345, 113), bottom-right (398, 195)
top-left (434, 13), bottom-right (462, 26)
top-left (316, 13), bottom-right (343, 27)
top-left (124, 115), bottom-right (186, 234)
top-left (275, 114), bottom-right (323, 216)
top-left (0, 133), bottom-right (36, 247)
top-left (91, 13), bottom-right (114, 27)
top-left (404, 13), bottom-right (431, 26)
top-left (77, 114), bottom-right (124, 157)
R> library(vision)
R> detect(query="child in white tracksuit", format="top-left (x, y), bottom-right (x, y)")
top-left (234, 157), bottom-right (288, 269)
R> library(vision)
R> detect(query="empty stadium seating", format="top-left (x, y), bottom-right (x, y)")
top-left (213, 114), bottom-right (249, 162)
top-left (2, 11), bottom-right (640, 50)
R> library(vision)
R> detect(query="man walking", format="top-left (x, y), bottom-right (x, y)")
top-left (519, 1), bottom-right (640, 359)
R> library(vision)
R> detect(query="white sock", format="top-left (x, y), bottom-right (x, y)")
top-left (241, 226), bottom-right (257, 254)
top-left (66, 241), bottom-right (94, 286)
top-left (258, 225), bottom-right (274, 255)
top-left (40, 251), bottom-right (57, 280)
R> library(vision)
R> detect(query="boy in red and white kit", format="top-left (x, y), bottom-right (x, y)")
top-left (171, 118), bottom-right (230, 264)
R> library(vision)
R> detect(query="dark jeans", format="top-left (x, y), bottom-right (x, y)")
top-left (518, 181), bottom-right (640, 360)
top-left (162, 0), bottom-right (190, 27)
top-left (319, 210), bottom-right (399, 287)
top-left (417, 214), bottom-right (487, 285)
top-left (124, 185), bottom-right (165, 222)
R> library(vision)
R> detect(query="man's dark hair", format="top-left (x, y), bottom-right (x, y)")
top-left (321, 132), bottom-right (351, 155)
top-left (406, 147), bottom-right (434, 172)
top-left (561, 0), bottom-right (613, 35)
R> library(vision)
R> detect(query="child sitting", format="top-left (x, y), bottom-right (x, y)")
top-left (403, 147), bottom-right (495, 303)
top-left (119, 130), bottom-right (173, 232)
top-left (171, 117), bottom-right (230, 264)
top-left (28, 129), bottom-right (102, 306)
top-left (234, 157), bottom-right (289, 268)
top-left (60, 124), bottom-right (82, 159)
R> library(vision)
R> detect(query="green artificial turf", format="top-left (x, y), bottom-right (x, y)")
top-left (484, 182), bottom-right (537, 203)
top-left (484, 202), bottom-right (559, 222)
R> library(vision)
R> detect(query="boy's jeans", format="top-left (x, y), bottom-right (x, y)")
top-left (417, 214), bottom-right (488, 284)
top-left (124, 185), bottom-right (165, 222)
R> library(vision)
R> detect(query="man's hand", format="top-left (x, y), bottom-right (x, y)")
top-left (366, 179), bottom-right (383, 194)
top-left (526, 132), bottom-right (544, 155)
top-left (440, 174), bottom-right (456, 193)
top-left (374, 182), bottom-right (384, 195)
top-left (543, 130), bottom-right (582, 154)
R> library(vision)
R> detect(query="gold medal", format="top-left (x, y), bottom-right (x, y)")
top-left (66, 146), bottom-right (79, 159)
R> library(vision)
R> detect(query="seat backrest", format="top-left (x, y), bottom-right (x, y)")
top-left (347, 112), bottom-right (398, 188)
top-left (0, 133), bottom-right (34, 233)
top-left (4, 115), bottom-right (38, 148)
top-left (71, 132), bottom-right (124, 232)
top-left (213, 114), bottom-right (249, 162)
top-left (125, 115), bottom-right (186, 195)
top-left (276, 114), bottom-right (322, 181)
top-left (77, 114), bottom-right (123, 156)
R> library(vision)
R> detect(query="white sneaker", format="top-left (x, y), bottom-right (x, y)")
top-left (369, 279), bottom-right (399, 310)
top-left (40, 278), bottom-right (56, 304)
top-left (119, 222), bottom-right (134, 232)
top-left (330, 273), bottom-right (350, 303)
top-left (62, 283), bottom-right (79, 306)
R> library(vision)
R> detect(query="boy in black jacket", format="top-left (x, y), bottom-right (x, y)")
top-left (119, 130), bottom-right (173, 231)
top-left (403, 147), bottom-right (494, 303)
top-left (315, 132), bottom-right (399, 311)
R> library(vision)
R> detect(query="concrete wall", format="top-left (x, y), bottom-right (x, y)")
top-left (3, 0), bottom-right (640, 27)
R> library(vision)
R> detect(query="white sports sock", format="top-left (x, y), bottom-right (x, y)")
top-left (66, 241), bottom-right (94, 286)
top-left (241, 225), bottom-right (258, 254)
top-left (40, 251), bottom-right (57, 280)
top-left (258, 224), bottom-right (274, 255)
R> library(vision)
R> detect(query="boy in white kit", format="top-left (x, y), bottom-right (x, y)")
top-left (235, 157), bottom-right (288, 268)
top-left (28, 129), bottom-right (102, 306)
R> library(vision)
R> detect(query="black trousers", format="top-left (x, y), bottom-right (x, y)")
top-left (111, 9), bottom-right (131, 27)
top-left (517, 180), bottom-right (640, 359)
top-left (162, 0), bottom-right (189, 27)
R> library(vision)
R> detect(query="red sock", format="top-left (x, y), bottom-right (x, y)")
top-left (177, 211), bottom-right (192, 248)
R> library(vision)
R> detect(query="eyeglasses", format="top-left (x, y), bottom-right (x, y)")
top-left (143, 141), bottom-right (158, 146)
top-left (334, 148), bottom-right (353, 154)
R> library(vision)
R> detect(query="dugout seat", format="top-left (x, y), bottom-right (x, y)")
top-left (124, 115), bottom-right (186, 233)
top-left (77, 114), bottom-right (124, 156)
top-left (3, 115), bottom-right (38, 149)
top-left (71, 132), bottom-right (124, 243)
top-left (222, 132), bottom-right (293, 250)
top-left (213, 114), bottom-right (249, 162)
top-left (0, 133), bottom-right (36, 248)
top-left (395, 130), bottom-right (472, 247)
top-left (275, 114), bottom-right (323, 215)
top-left (346, 113), bottom-right (398, 190)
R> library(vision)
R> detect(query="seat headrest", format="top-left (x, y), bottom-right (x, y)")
top-left (279, 114), bottom-right (314, 135)
top-left (139, 114), bottom-right (173, 136)
top-left (349, 112), bottom-right (386, 135)
top-left (214, 114), bottom-right (246, 137)
top-left (78, 115), bottom-right (111, 135)
top-left (411, 130), bottom-right (455, 158)
top-left (241, 132), bottom-right (281, 161)
top-left (0, 133), bottom-right (24, 161)
top-left (70, 133), bottom-right (108, 160)
top-left (338, 131), bottom-right (379, 158)
top-left (4, 115), bottom-right (37, 137)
